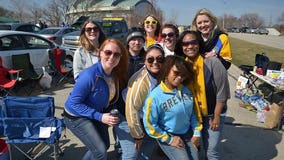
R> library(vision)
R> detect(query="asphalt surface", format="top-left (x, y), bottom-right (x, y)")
top-left (6, 33), bottom-right (284, 159)
top-left (6, 63), bottom-right (282, 160)
top-left (229, 33), bottom-right (284, 50)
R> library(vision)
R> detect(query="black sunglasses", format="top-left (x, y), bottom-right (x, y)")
top-left (161, 32), bottom-right (175, 38)
top-left (147, 56), bottom-right (165, 64)
top-left (85, 27), bottom-right (100, 33)
top-left (181, 40), bottom-right (198, 46)
top-left (103, 50), bottom-right (121, 58)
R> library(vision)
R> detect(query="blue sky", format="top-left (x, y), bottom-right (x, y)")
top-left (1, 0), bottom-right (283, 25)
top-left (157, 0), bottom-right (284, 25)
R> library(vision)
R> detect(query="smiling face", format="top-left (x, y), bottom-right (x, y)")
top-left (84, 22), bottom-right (100, 42)
top-left (128, 37), bottom-right (144, 55)
top-left (144, 16), bottom-right (157, 35)
top-left (165, 65), bottom-right (185, 90)
top-left (100, 42), bottom-right (121, 75)
top-left (196, 14), bottom-right (213, 35)
top-left (145, 48), bottom-right (164, 75)
top-left (161, 27), bottom-right (177, 50)
top-left (182, 33), bottom-right (200, 59)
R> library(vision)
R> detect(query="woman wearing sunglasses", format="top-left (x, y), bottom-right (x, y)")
top-left (191, 8), bottom-right (232, 70)
top-left (73, 20), bottom-right (106, 80)
top-left (143, 55), bottom-right (200, 160)
top-left (142, 15), bottom-right (161, 49)
top-left (125, 44), bottom-right (165, 159)
top-left (64, 39), bottom-right (129, 160)
top-left (159, 23), bottom-right (179, 56)
top-left (176, 30), bottom-right (230, 160)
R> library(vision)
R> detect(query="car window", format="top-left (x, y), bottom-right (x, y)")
top-left (23, 35), bottom-right (52, 49)
top-left (0, 35), bottom-right (25, 50)
top-left (16, 25), bottom-right (33, 32)
top-left (0, 25), bottom-right (11, 30)
top-left (40, 28), bottom-right (60, 34)
top-left (16, 24), bottom-right (41, 33)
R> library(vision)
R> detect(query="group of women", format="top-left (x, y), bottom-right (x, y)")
top-left (63, 8), bottom-right (231, 160)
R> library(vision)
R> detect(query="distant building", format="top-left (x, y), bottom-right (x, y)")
top-left (67, 0), bottom-right (155, 28)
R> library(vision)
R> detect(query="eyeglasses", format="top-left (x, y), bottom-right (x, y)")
top-left (181, 40), bottom-right (198, 46)
top-left (146, 56), bottom-right (165, 64)
top-left (85, 27), bottom-right (100, 33)
top-left (161, 32), bottom-right (175, 38)
top-left (172, 70), bottom-right (186, 78)
top-left (144, 20), bottom-right (158, 25)
top-left (103, 50), bottom-right (121, 58)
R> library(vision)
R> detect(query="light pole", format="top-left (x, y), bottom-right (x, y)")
top-left (222, 0), bottom-right (226, 30)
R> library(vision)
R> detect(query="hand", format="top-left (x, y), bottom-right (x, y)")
top-left (205, 51), bottom-right (217, 58)
top-left (191, 136), bottom-right (200, 151)
top-left (169, 136), bottom-right (185, 148)
top-left (101, 113), bottom-right (119, 126)
top-left (135, 139), bottom-right (143, 150)
top-left (209, 116), bottom-right (220, 131)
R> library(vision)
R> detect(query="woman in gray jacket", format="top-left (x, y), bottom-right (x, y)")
top-left (73, 20), bottom-right (106, 79)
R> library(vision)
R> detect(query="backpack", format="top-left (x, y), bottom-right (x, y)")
top-left (255, 53), bottom-right (269, 68)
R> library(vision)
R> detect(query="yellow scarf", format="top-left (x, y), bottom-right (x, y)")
top-left (186, 55), bottom-right (208, 123)
top-left (146, 36), bottom-right (157, 48)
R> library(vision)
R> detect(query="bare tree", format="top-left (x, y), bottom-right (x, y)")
top-left (239, 13), bottom-right (265, 28)
top-left (42, 0), bottom-right (64, 26)
top-left (278, 12), bottom-right (284, 24)
top-left (0, 6), bottom-right (14, 17)
top-left (9, 0), bottom-right (29, 22)
top-left (167, 10), bottom-right (178, 24)
top-left (28, 2), bottom-right (44, 24)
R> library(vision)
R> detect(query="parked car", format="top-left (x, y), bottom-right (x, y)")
top-left (227, 27), bottom-right (239, 33)
top-left (38, 27), bottom-right (77, 45)
top-left (61, 17), bottom-right (129, 62)
top-left (0, 23), bottom-right (41, 33)
top-left (0, 30), bottom-right (57, 74)
top-left (256, 28), bottom-right (269, 35)
top-left (239, 27), bottom-right (249, 33)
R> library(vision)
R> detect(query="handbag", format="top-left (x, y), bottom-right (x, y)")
top-left (39, 67), bottom-right (52, 89)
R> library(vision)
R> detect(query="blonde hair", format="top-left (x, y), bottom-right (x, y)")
top-left (191, 8), bottom-right (217, 31)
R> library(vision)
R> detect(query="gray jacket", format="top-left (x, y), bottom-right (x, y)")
top-left (73, 47), bottom-right (99, 79)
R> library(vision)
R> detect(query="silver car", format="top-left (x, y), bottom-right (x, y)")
top-left (38, 27), bottom-right (77, 45)
top-left (0, 30), bottom-right (57, 74)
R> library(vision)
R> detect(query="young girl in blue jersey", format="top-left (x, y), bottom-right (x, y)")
top-left (143, 55), bottom-right (201, 160)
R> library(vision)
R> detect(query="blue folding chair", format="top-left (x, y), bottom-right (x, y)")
top-left (1, 96), bottom-right (65, 160)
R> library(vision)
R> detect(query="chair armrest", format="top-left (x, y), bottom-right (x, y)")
top-left (8, 69), bottom-right (22, 80)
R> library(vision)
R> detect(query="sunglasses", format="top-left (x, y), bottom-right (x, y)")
top-left (181, 40), bottom-right (199, 46)
top-left (103, 50), bottom-right (121, 58)
top-left (85, 27), bottom-right (100, 33)
top-left (147, 56), bottom-right (165, 64)
top-left (161, 32), bottom-right (175, 38)
top-left (144, 20), bottom-right (158, 25)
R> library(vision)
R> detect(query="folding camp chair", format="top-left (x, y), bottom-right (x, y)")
top-left (0, 56), bottom-right (22, 96)
top-left (11, 53), bottom-right (43, 95)
top-left (48, 48), bottom-right (74, 85)
top-left (1, 96), bottom-right (64, 160)
top-left (239, 53), bottom-right (270, 89)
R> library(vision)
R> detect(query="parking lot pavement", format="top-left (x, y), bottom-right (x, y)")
top-left (9, 64), bottom-right (283, 160)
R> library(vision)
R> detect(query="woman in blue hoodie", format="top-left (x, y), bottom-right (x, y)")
top-left (143, 55), bottom-right (201, 160)
top-left (63, 38), bottom-right (129, 160)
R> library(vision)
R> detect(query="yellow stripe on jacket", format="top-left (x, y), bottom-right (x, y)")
top-left (219, 34), bottom-right (232, 62)
top-left (125, 67), bottom-right (152, 139)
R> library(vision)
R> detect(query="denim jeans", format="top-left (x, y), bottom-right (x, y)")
top-left (158, 139), bottom-right (198, 160)
top-left (64, 116), bottom-right (109, 160)
top-left (114, 114), bottom-right (138, 160)
top-left (201, 115), bottom-right (225, 160)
